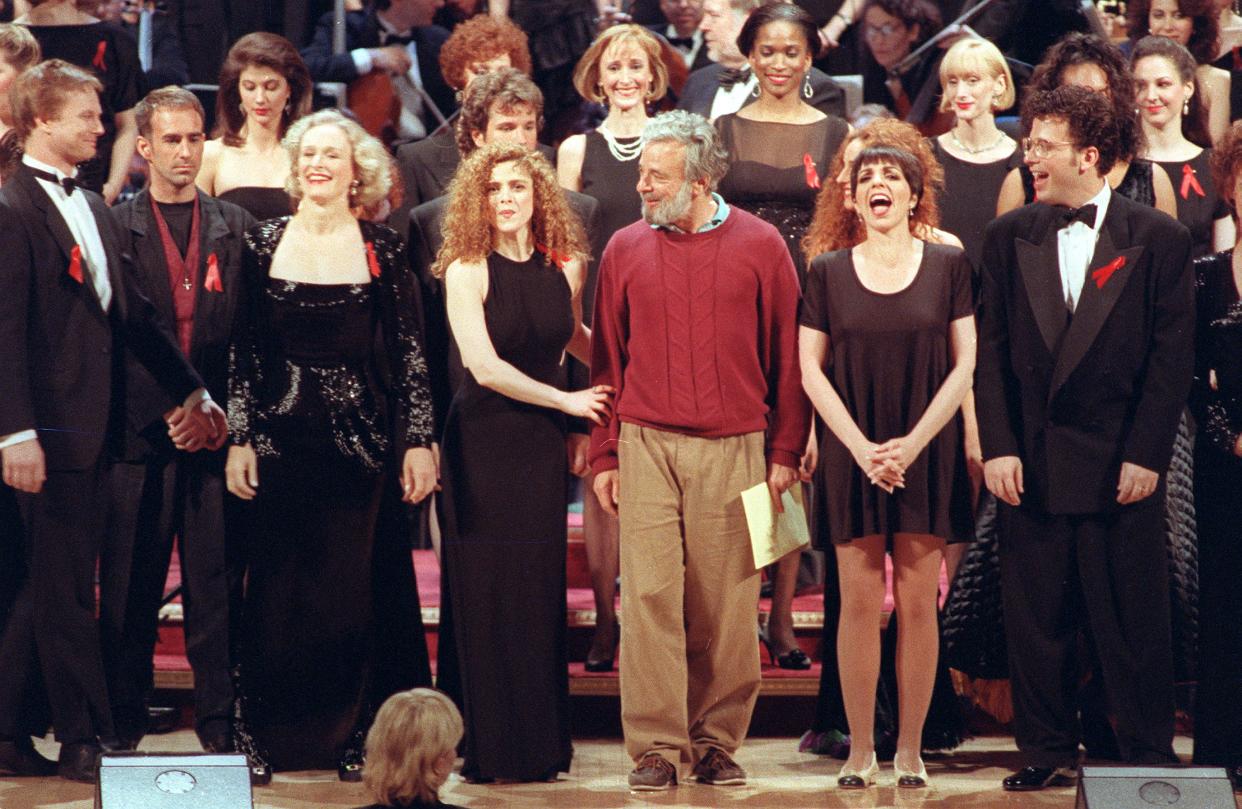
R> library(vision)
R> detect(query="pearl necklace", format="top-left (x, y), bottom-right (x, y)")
top-left (950, 129), bottom-right (1008, 155)
top-left (598, 124), bottom-right (643, 162)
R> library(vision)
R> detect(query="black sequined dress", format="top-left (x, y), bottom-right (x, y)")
top-left (227, 218), bottom-right (433, 771)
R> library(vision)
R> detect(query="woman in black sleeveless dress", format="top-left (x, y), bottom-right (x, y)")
top-left (434, 143), bottom-right (609, 782)
top-left (558, 25), bottom-right (669, 671)
top-left (226, 112), bottom-right (436, 782)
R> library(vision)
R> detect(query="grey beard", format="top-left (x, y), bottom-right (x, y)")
top-left (642, 181), bottom-right (694, 228)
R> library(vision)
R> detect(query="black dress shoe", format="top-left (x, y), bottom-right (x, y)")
top-left (584, 657), bottom-right (614, 672)
top-left (338, 746), bottom-right (364, 782)
top-left (1002, 765), bottom-right (1076, 791)
top-left (0, 739), bottom-right (57, 777)
top-left (147, 706), bottom-right (180, 735)
top-left (57, 742), bottom-right (102, 783)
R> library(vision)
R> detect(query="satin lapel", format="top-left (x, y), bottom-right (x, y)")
top-left (20, 168), bottom-right (83, 270)
top-left (191, 193), bottom-right (232, 357)
top-left (1047, 221), bottom-right (1144, 399)
top-left (1016, 232), bottom-right (1066, 354)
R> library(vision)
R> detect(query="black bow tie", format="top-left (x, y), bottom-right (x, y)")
top-left (718, 66), bottom-right (751, 88)
top-left (668, 35), bottom-right (695, 49)
top-left (380, 29), bottom-right (415, 46)
top-left (28, 166), bottom-right (79, 196)
top-left (1056, 203), bottom-right (1097, 229)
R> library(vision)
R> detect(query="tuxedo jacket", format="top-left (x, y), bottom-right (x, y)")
top-left (111, 189), bottom-right (256, 460)
top-left (0, 166), bottom-right (204, 472)
top-left (975, 193), bottom-right (1195, 515)
top-left (643, 24), bottom-right (714, 75)
top-left (677, 63), bottom-right (845, 120)
top-left (300, 9), bottom-right (456, 124)
top-left (389, 137), bottom-right (558, 244)
top-left (407, 189), bottom-right (601, 435)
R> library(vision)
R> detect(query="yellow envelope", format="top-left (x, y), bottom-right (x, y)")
top-left (741, 482), bottom-right (810, 569)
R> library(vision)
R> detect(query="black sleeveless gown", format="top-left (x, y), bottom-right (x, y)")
top-left (579, 130), bottom-right (642, 245)
top-left (438, 251), bottom-right (575, 781)
top-left (219, 187), bottom-right (295, 223)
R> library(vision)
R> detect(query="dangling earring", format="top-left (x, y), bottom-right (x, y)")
top-left (803, 73), bottom-right (813, 100)
top-left (349, 180), bottom-right (359, 197)
top-left (1183, 98), bottom-right (1190, 115)
top-left (751, 81), bottom-right (761, 99)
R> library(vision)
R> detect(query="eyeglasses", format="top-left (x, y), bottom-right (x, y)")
top-left (1020, 137), bottom-right (1075, 158)
top-left (864, 22), bottom-right (904, 39)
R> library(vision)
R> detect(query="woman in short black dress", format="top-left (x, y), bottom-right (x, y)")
top-left (800, 143), bottom-right (974, 789)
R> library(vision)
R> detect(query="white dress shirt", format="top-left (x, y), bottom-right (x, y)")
top-left (665, 24), bottom-right (704, 69)
top-left (1056, 181), bottom-right (1111, 313)
top-left (709, 72), bottom-right (757, 122)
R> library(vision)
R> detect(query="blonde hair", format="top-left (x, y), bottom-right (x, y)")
top-left (938, 38), bottom-right (1016, 113)
top-left (10, 58), bottom-right (102, 141)
top-left (572, 24), bottom-right (669, 105)
top-left (432, 142), bottom-right (589, 278)
top-left (282, 109), bottom-right (391, 210)
top-left (0, 23), bottom-right (40, 73)
top-left (364, 689), bottom-right (463, 806)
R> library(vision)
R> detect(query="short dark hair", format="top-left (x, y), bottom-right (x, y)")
top-left (737, 1), bottom-right (819, 57)
top-left (849, 144), bottom-right (925, 209)
top-left (1028, 33), bottom-right (1140, 161)
top-left (1126, 0), bottom-right (1219, 64)
top-left (1021, 84), bottom-right (1122, 175)
top-left (455, 67), bottom-right (543, 157)
top-left (135, 86), bottom-right (205, 139)
top-left (860, 0), bottom-right (942, 45)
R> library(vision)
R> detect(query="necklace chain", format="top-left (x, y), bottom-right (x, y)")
top-left (598, 124), bottom-right (643, 162)
top-left (950, 129), bottom-right (1008, 155)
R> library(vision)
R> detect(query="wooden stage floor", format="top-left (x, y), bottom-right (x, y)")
top-left (0, 733), bottom-right (1214, 808)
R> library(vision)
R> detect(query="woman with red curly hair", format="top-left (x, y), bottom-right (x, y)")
top-left (432, 143), bottom-right (610, 782)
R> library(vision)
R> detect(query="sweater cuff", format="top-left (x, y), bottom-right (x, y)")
top-left (590, 455), bottom-right (619, 475)
top-left (766, 449), bottom-right (800, 469)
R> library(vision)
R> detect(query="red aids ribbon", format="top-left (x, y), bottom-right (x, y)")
top-left (535, 242), bottom-right (567, 268)
top-left (93, 40), bottom-right (107, 71)
top-left (365, 241), bottom-right (381, 278)
top-left (1091, 255), bottom-right (1126, 289)
top-left (67, 245), bottom-right (83, 284)
top-left (1180, 163), bottom-right (1205, 200)
top-left (204, 253), bottom-right (223, 292)
top-left (803, 153), bottom-right (821, 189)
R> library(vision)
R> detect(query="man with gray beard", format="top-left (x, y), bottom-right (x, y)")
top-left (588, 110), bottom-right (810, 791)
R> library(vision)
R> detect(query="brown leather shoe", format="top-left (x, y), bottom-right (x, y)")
top-left (628, 753), bottom-right (677, 791)
top-left (692, 746), bottom-right (746, 785)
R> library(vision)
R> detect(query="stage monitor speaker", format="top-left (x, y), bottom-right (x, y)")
top-left (95, 753), bottom-right (252, 809)
top-left (1076, 765), bottom-right (1237, 808)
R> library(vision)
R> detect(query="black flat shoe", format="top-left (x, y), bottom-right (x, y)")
top-left (1002, 765), bottom-right (1076, 791)
top-left (0, 739), bottom-right (57, 777)
top-left (57, 742), bottom-right (102, 783)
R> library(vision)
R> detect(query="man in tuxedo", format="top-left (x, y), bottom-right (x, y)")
top-left (976, 85), bottom-right (1193, 791)
top-left (103, 86), bottom-right (255, 754)
top-left (300, 0), bottom-right (457, 142)
top-left (389, 14), bottom-right (533, 243)
top-left (0, 59), bottom-right (226, 783)
top-left (647, 0), bottom-right (713, 74)
top-left (678, 0), bottom-right (844, 120)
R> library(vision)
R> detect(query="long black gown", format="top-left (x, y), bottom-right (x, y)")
top-left (438, 251), bottom-right (575, 781)
top-left (227, 219), bottom-right (434, 771)
top-left (1191, 251), bottom-right (1242, 770)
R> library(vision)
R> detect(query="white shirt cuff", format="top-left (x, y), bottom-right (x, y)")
top-left (351, 48), bottom-right (373, 75)
top-left (0, 430), bottom-right (38, 450)
top-left (182, 388), bottom-right (211, 410)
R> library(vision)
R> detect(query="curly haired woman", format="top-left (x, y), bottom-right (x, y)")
top-left (432, 142), bottom-right (610, 782)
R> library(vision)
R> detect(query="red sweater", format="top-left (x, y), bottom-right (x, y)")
top-left (588, 209), bottom-right (810, 473)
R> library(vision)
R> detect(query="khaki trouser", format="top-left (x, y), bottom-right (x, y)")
top-left (617, 423), bottom-right (765, 769)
